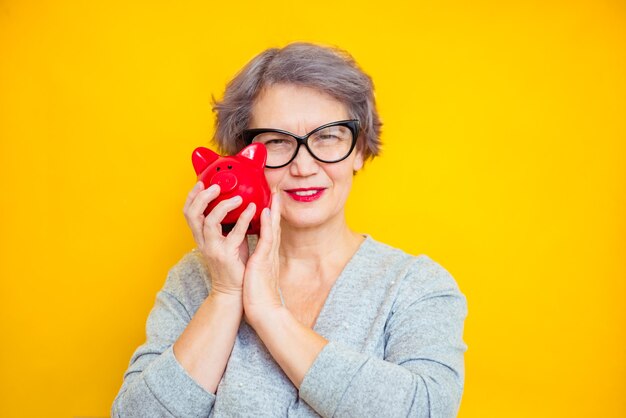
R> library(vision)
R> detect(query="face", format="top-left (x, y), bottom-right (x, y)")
top-left (248, 84), bottom-right (364, 230)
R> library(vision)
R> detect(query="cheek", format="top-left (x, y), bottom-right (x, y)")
top-left (264, 169), bottom-right (285, 192)
top-left (327, 165), bottom-right (355, 189)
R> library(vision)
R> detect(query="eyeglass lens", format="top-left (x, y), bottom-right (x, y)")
top-left (250, 124), bottom-right (354, 167)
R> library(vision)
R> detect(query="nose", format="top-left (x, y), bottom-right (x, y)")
top-left (211, 171), bottom-right (238, 193)
top-left (289, 144), bottom-right (319, 177)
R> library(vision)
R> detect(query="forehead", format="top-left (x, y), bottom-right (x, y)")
top-left (249, 84), bottom-right (349, 133)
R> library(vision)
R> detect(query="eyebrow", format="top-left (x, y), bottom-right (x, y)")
top-left (248, 120), bottom-right (348, 133)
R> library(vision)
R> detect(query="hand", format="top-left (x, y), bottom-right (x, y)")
top-left (183, 181), bottom-right (257, 297)
top-left (242, 192), bottom-right (283, 326)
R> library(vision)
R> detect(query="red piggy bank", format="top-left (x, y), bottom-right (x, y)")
top-left (192, 143), bottom-right (271, 235)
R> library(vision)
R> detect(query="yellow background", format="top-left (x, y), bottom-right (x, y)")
top-left (1, 0), bottom-right (624, 417)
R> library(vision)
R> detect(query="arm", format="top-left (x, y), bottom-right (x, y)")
top-left (298, 287), bottom-right (468, 418)
top-left (112, 182), bottom-right (257, 417)
top-left (112, 182), bottom-right (260, 417)
top-left (110, 268), bottom-right (221, 418)
top-left (249, 261), bottom-right (468, 418)
top-left (248, 305), bottom-right (328, 389)
top-left (172, 291), bottom-right (242, 394)
top-left (243, 196), bottom-right (468, 416)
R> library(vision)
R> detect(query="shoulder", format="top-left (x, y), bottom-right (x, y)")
top-left (160, 249), bottom-right (211, 317)
top-left (398, 253), bottom-right (467, 320)
top-left (404, 253), bottom-right (463, 299)
top-left (361, 236), bottom-right (466, 311)
top-left (350, 236), bottom-right (417, 283)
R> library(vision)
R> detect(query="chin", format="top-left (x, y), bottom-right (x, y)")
top-left (282, 205), bottom-right (344, 231)
top-left (282, 214), bottom-right (326, 230)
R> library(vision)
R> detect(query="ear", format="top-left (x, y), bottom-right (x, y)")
top-left (352, 149), bottom-right (364, 172)
top-left (237, 143), bottom-right (267, 168)
top-left (192, 147), bottom-right (220, 176)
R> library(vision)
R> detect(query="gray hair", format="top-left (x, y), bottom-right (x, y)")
top-left (211, 42), bottom-right (382, 161)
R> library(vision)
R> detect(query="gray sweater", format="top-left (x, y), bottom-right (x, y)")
top-left (111, 235), bottom-right (468, 417)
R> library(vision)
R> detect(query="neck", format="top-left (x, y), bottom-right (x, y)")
top-left (279, 212), bottom-right (364, 265)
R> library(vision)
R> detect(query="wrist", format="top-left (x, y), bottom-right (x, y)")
top-left (245, 303), bottom-right (288, 332)
top-left (208, 290), bottom-right (244, 310)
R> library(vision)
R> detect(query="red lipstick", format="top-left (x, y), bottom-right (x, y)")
top-left (284, 187), bottom-right (326, 202)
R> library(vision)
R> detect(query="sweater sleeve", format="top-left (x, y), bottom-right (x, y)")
top-left (111, 266), bottom-right (216, 418)
top-left (299, 259), bottom-right (468, 418)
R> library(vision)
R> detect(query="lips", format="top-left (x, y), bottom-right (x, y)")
top-left (284, 187), bottom-right (326, 202)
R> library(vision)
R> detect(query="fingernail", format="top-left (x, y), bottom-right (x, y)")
top-left (208, 184), bottom-right (219, 193)
top-left (264, 207), bottom-right (271, 217)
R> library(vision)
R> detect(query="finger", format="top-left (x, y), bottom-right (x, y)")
top-left (185, 184), bottom-right (220, 245)
top-left (254, 206), bottom-right (273, 256)
top-left (271, 193), bottom-right (281, 238)
top-left (184, 183), bottom-right (215, 246)
top-left (187, 183), bottom-right (221, 220)
top-left (265, 193), bottom-right (280, 252)
top-left (227, 202), bottom-right (256, 245)
top-left (203, 195), bottom-right (244, 236)
top-left (183, 181), bottom-right (205, 214)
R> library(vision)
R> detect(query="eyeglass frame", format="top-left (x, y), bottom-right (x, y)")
top-left (241, 119), bottom-right (360, 169)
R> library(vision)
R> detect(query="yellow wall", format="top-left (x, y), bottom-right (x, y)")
top-left (1, 1), bottom-right (624, 417)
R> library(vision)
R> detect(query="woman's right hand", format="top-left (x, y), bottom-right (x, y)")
top-left (183, 181), bottom-right (257, 297)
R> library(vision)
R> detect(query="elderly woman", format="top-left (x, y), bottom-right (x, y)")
top-left (112, 42), bottom-right (468, 417)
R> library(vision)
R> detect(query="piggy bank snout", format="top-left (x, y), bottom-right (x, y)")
top-left (210, 171), bottom-right (238, 193)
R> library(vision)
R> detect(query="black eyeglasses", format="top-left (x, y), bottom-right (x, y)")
top-left (242, 119), bottom-right (360, 169)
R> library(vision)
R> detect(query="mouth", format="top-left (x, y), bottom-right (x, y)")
top-left (284, 187), bottom-right (326, 202)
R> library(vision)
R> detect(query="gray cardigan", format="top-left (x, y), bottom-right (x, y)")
top-left (111, 235), bottom-right (468, 417)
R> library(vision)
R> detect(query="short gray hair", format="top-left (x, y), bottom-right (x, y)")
top-left (211, 42), bottom-right (382, 161)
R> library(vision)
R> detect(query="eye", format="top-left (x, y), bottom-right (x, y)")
top-left (266, 139), bottom-right (288, 145)
top-left (313, 126), bottom-right (350, 143)
top-left (216, 167), bottom-right (221, 171)
top-left (252, 133), bottom-right (294, 147)
top-left (227, 165), bottom-right (232, 169)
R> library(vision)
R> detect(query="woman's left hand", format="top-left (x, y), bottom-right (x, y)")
top-left (242, 192), bottom-right (284, 326)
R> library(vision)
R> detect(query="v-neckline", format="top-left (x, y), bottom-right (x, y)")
top-left (309, 234), bottom-right (371, 333)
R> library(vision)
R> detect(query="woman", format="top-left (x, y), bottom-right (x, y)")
top-left (112, 42), bottom-right (468, 418)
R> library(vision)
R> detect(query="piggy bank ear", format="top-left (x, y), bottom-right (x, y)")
top-left (237, 143), bottom-right (267, 168)
top-left (192, 147), bottom-right (220, 176)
